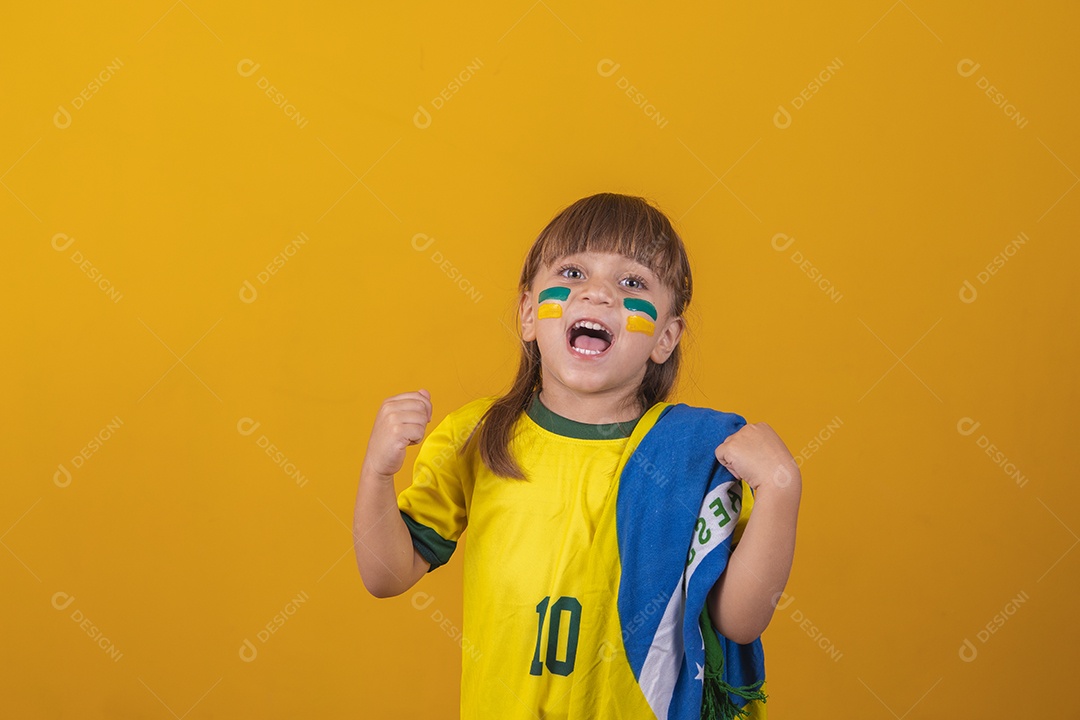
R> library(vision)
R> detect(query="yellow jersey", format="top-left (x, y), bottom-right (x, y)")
top-left (397, 390), bottom-right (758, 719)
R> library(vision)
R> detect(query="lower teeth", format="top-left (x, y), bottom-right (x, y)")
top-left (573, 346), bottom-right (602, 355)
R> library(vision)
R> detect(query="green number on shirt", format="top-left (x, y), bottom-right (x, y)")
top-left (530, 595), bottom-right (582, 676)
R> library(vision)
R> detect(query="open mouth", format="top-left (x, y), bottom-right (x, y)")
top-left (567, 319), bottom-right (614, 357)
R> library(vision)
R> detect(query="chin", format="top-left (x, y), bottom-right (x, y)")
top-left (558, 373), bottom-right (614, 395)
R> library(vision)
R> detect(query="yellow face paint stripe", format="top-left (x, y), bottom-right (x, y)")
top-left (626, 315), bottom-right (655, 335)
top-left (538, 303), bottom-right (562, 319)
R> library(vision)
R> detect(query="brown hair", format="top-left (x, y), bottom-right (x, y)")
top-left (469, 192), bottom-right (694, 479)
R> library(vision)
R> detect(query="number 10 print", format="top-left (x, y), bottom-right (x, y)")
top-left (529, 596), bottom-right (582, 676)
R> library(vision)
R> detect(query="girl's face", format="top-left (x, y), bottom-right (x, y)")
top-left (520, 250), bottom-right (684, 404)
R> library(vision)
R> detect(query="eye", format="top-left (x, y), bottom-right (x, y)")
top-left (557, 263), bottom-right (583, 280)
top-left (556, 263), bottom-right (649, 290)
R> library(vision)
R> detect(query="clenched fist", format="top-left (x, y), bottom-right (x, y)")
top-left (362, 389), bottom-right (434, 479)
top-left (714, 421), bottom-right (801, 493)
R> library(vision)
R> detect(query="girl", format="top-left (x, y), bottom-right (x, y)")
top-left (354, 193), bottom-right (801, 719)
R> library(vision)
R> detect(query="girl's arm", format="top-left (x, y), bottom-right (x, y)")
top-left (354, 464), bottom-right (431, 597)
top-left (353, 390), bottom-right (434, 598)
top-left (707, 422), bottom-right (802, 644)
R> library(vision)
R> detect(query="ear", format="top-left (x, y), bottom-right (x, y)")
top-left (520, 289), bottom-right (536, 342)
top-left (650, 315), bottom-right (684, 364)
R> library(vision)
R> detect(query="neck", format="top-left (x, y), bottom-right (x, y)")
top-left (537, 384), bottom-right (644, 424)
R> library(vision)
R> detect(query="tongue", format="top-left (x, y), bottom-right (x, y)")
top-left (574, 335), bottom-right (609, 352)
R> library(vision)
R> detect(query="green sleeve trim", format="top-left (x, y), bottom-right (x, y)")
top-left (400, 510), bottom-right (457, 573)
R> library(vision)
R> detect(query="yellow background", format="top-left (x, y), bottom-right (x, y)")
top-left (3, 2), bottom-right (1078, 717)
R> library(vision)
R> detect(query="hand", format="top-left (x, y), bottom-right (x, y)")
top-left (362, 389), bottom-right (433, 479)
top-left (714, 422), bottom-right (801, 493)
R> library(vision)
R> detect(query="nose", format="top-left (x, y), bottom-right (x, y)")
top-left (579, 275), bottom-right (616, 306)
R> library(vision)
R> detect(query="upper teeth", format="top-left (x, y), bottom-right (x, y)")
top-left (573, 320), bottom-right (609, 334)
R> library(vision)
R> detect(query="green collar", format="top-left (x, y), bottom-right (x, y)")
top-left (526, 389), bottom-right (642, 440)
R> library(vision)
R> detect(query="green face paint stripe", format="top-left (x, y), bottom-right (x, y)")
top-left (623, 298), bottom-right (657, 321)
top-left (538, 286), bottom-right (570, 303)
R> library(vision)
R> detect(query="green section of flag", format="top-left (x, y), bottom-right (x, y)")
top-left (623, 298), bottom-right (657, 320)
top-left (538, 286), bottom-right (570, 303)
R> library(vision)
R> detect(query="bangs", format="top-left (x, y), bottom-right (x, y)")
top-left (525, 193), bottom-right (690, 305)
